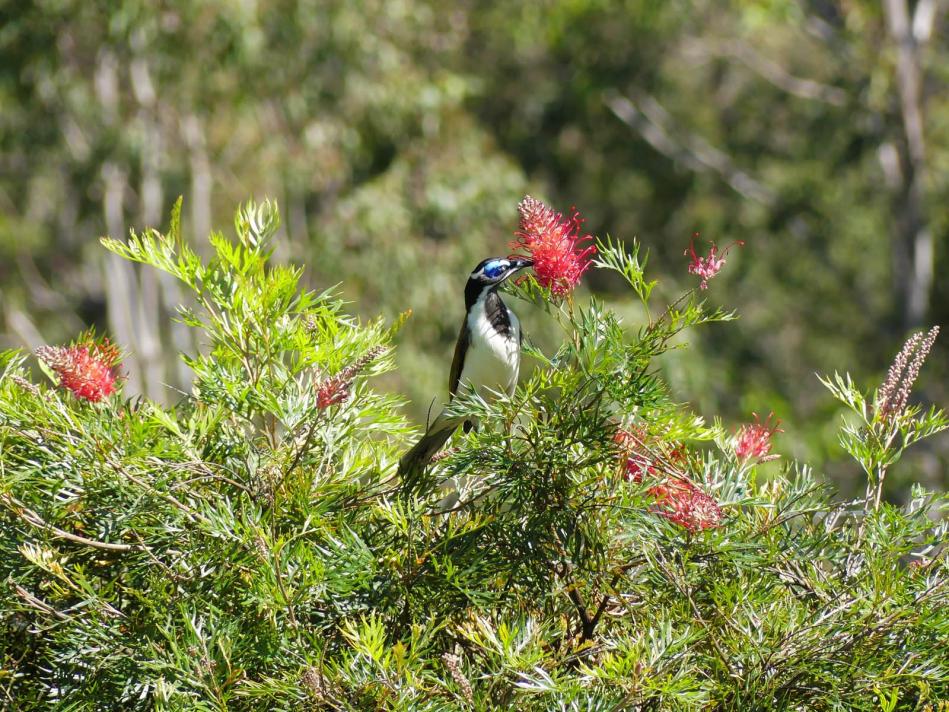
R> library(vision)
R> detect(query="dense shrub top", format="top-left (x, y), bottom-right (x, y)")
top-left (1, 199), bottom-right (946, 710)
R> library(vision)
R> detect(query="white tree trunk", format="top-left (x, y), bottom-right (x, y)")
top-left (883, 0), bottom-right (936, 328)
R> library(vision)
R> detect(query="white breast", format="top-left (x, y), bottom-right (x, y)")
top-left (458, 299), bottom-right (520, 399)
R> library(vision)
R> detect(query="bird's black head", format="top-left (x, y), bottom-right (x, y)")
top-left (465, 257), bottom-right (533, 309)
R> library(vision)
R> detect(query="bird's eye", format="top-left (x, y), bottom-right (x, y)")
top-left (483, 261), bottom-right (507, 279)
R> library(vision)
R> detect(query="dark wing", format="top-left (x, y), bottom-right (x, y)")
top-left (448, 316), bottom-right (469, 400)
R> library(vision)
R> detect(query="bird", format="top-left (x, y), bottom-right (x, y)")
top-left (398, 256), bottom-right (533, 490)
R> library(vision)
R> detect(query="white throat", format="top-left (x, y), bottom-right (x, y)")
top-left (459, 292), bottom-right (521, 399)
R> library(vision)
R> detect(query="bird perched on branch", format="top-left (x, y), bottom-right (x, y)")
top-left (398, 257), bottom-right (532, 489)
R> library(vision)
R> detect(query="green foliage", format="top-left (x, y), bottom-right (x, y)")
top-left (1, 200), bottom-right (947, 710)
top-left (821, 369), bottom-right (949, 511)
top-left (4, 0), bottom-right (949, 495)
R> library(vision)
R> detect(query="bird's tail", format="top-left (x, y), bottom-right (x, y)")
top-left (398, 413), bottom-right (461, 495)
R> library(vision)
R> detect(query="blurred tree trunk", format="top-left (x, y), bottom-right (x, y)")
top-left (882, 0), bottom-right (936, 330)
top-left (290, 191), bottom-right (310, 246)
top-left (130, 49), bottom-right (166, 402)
top-left (182, 114), bottom-right (212, 244)
top-left (96, 49), bottom-right (143, 396)
top-left (101, 163), bottom-right (143, 395)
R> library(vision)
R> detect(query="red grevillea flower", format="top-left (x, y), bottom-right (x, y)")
top-left (614, 428), bottom-right (687, 483)
top-left (734, 412), bottom-right (782, 462)
top-left (35, 339), bottom-right (122, 403)
top-left (685, 234), bottom-right (743, 289)
top-left (615, 428), bottom-right (722, 532)
top-left (511, 195), bottom-right (596, 297)
top-left (650, 476), bottom-right (723, 532)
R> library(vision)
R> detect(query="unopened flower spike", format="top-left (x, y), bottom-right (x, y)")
top-left (876, 326), bottom-right (939, 420)
top-left (511, 195), bottom-right (596, 298)
top-left (686, 233), bottom-right (744, 289)
top-left (315, 346), bottom-right (385, 410)
top-left (35, 335), bottom-right (123, 403)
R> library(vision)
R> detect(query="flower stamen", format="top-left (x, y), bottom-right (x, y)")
top-left (685, 233), bottom-right (743, 289)
top-left (35, 338), bottom-right (122, 403)
top-left (511, 195), bottom-right (596, 297)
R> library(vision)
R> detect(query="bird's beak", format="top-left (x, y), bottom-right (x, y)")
top-left (510, 257), bottom-right (534, 271)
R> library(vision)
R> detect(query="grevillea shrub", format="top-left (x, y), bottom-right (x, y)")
top-left (1, 199), bottom-right (947, 711)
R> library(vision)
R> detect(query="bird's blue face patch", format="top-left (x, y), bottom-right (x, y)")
top-left (483, 260), bottom-right (508, 279)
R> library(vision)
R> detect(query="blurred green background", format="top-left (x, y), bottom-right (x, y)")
top-left (1, 0), bottom-right (946, 499)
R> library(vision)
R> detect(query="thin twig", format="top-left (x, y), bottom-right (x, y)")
top-left (12, 583), bottom-right (71, 620)
top-left (682, 38), bottom-right (847, 105)
top-left (2, 494), bottom-right (139, 552)
top-left (605, 90), bottom-right (776, 206)
top-left (277, 410), bottom-right (324, 493)
top-left (109, 458), bottom-right (210, 526)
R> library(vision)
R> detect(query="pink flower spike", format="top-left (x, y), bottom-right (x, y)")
top-left (36, 339), bottom-right (122, 403)
top-left (685, 234), bottom-right (743, 289)
top-left (511, 195), bottom-right (596, 297)
top-left (734, 412), bottom-right (783, 462)
top-left (314, 346), bottom-right (385, 410)
top-left (876, 326), bottom-right (939, 420)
